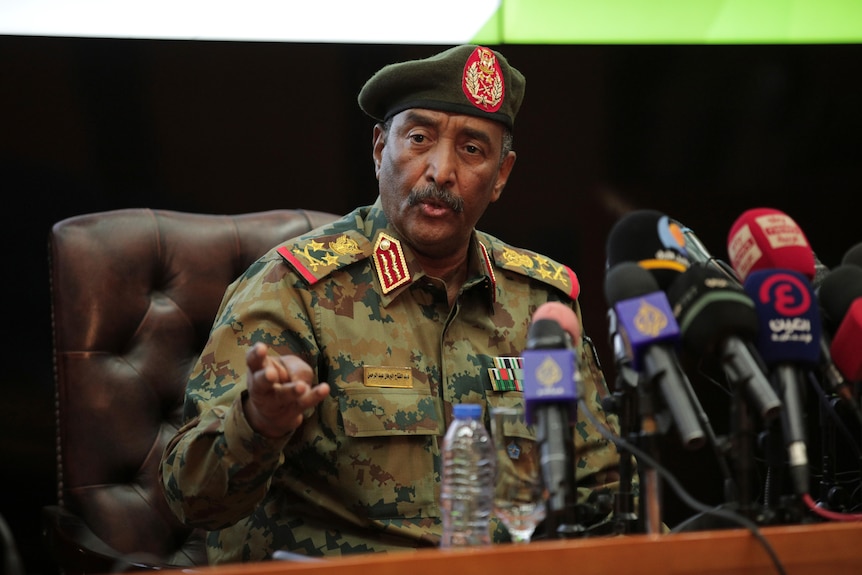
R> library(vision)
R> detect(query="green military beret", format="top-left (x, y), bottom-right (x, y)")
top-left (358, 44), bottom-right (525, 130)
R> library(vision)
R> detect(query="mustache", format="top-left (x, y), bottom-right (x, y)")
top-left (407, 185), bottom-right (464, 214)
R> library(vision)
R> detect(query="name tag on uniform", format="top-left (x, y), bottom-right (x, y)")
top-left (363, 366), bottom-right (413, 388)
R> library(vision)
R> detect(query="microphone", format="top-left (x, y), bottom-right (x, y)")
top-left (665, 262), bottom-right (782, 423)
top-left (532, 301), bottom-right (582, 345)
top-left (669, 218), bottom-right (742, 285)
top-left (726, 207), bottom-right (816, 283)
top-left (841, 242), bottom-right (862, 269)
top-left (604, 261), bottom-right (706, 450)
top-left (818, 265), bottom-right (862, 382)
top-left (522, 302), bottom-right (580, 531)
top-left (727, 207), bottom-right (852, 401)
top-left (743, 268), bottom-right (821, 496)
top-left (606, 209), bottom-right (691, 291)
top-left (811, 252), bottom-right (831, 292)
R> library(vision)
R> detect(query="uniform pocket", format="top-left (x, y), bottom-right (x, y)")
top-left (339, 385), bottom-right (441, 437)
top-left (335, 385), bottom-right (441, 519)
top-left (486, 391), bottom-right (535, 440)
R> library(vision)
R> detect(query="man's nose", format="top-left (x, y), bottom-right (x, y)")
top-left (425, 144), bottom-right (456, 187)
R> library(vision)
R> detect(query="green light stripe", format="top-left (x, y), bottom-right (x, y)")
top-left (470, 0), bottom-right (862, 45)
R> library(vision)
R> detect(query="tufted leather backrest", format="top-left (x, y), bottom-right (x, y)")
top-left (46, 208), bottom-right (340, 571)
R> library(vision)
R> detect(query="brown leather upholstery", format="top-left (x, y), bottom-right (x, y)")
top-left (43, 208), bottom-right (340, 574)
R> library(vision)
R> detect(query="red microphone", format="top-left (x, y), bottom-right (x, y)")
top-left (831, 299), bottom-right (862, 382)
top-left (726, 207), bottom-right (816, 282)
top-left (819, 264), bottom-right (862, 383)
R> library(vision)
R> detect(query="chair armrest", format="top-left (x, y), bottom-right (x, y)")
top-left (42, 505), bottom-right (165, 574)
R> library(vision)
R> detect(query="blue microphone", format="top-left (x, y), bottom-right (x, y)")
top-left (522, 306), bottom-right (579, 529)
top-left (744, 268), bottom-right (821, 495)
top-left (523, 324), bottom-right (578, 424)
top-left (605, 262), bottom-right (706, 450)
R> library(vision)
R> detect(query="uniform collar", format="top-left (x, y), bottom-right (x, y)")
top-left (364, 197), bottom-right (497, 307)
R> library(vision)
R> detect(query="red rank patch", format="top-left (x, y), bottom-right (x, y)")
top-left (373, 233), bottom-right (411, 294)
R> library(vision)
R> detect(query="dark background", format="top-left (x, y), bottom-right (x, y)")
top-left (2, 36), bottom-right (860, 574)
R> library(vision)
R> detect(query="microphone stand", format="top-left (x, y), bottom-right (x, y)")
top-left (808, 369), bottom-right (858, 512)
top-left (604, 364), bottom-right (640, 534)
top-left (635, 369), bottom-right (665, 535)
top-left (818, 377), bottom-right (838, 510)
top-left (730, 388), bottom-right (757, 521)
top-left (605, 310), bottom-right (642, 534)
top-left (542, 408), bottom-right (585, 540)
top-left (759, 413), bottom-right (786, 525)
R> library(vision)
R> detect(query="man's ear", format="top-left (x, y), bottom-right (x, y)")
top-left (372, 123), bottom-right (386, 178)
top-left (492, 151), bottom-right (516, 202)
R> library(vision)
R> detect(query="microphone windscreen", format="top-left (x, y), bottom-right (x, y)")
top-left (744, 269), bottom-right (821, 366)
top-left (666, 262), bottom-right (759, 357)
top-left (526, 318), bottom-right (569, 350)
top-left (831, 298), bottom-right (862, 382)
top-left (818, 264), bottom-right (862, 336)
top-left (606, 209), bottom-right (690, 291)
top-left (604, 261), bottom-right (661, 306)
top-left (531, 302), bottom-right (581, 345)
top-left (842, 242), bottom-right (862, 268)
top-left (727, 207), bottom-right (816, 282)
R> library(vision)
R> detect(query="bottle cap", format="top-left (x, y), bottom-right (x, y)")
top-left (453, 403), bottom-right (482, 419)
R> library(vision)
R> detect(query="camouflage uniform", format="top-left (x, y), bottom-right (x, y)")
top-left (160, 198), bottom-right (625, 563)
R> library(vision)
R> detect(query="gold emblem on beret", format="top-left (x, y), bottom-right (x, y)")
top-left (462, 46), bottom-right (504, 113)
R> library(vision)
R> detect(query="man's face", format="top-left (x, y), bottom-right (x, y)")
top-left (373, 108), bottom-right (516, 259)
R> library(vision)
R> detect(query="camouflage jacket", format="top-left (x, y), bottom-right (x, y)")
top-left (160, 198), bottom-right (625, 563)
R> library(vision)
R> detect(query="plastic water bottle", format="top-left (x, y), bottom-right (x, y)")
top-left (440, 403), bottom-right (496, 548)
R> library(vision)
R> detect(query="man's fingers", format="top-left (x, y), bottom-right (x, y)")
top-left (246, 342), bottom-right (269, 371)
top-left (267, 359), bottom-right (289, 382)
top-left (247, 343), bottom-right (292, 384)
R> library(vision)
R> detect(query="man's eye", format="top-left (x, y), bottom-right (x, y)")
top-left (409, 134), bottom-right (426, 143)
top-left (465, 145), bottom-right (480, 154)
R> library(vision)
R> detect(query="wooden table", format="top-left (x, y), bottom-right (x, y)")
top-left (170, 521), bottom-right (862, 575)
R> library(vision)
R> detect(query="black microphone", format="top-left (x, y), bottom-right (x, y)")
top-left (606, 209), bottom-right (691, 291)
top-left (841, 242), bottom-right (862, 269)
top-left (665, 262), bottom-right (782, 423)
top-left (604, 261), bottom-right (706, 450)
top-left (522, 303), bottom-right (580, 535)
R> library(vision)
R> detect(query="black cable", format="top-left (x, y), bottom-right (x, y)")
top-left (580, 398), bottom-right (788, 575)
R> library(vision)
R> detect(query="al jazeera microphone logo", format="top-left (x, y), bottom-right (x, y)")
top-left (634, 298), bottom-right (669, 338)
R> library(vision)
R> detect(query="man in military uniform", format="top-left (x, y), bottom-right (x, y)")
top-left (160, 44), bottom-right (626, 564)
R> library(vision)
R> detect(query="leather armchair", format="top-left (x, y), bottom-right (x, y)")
top-left (43, 207), bottom-right (340, 574)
